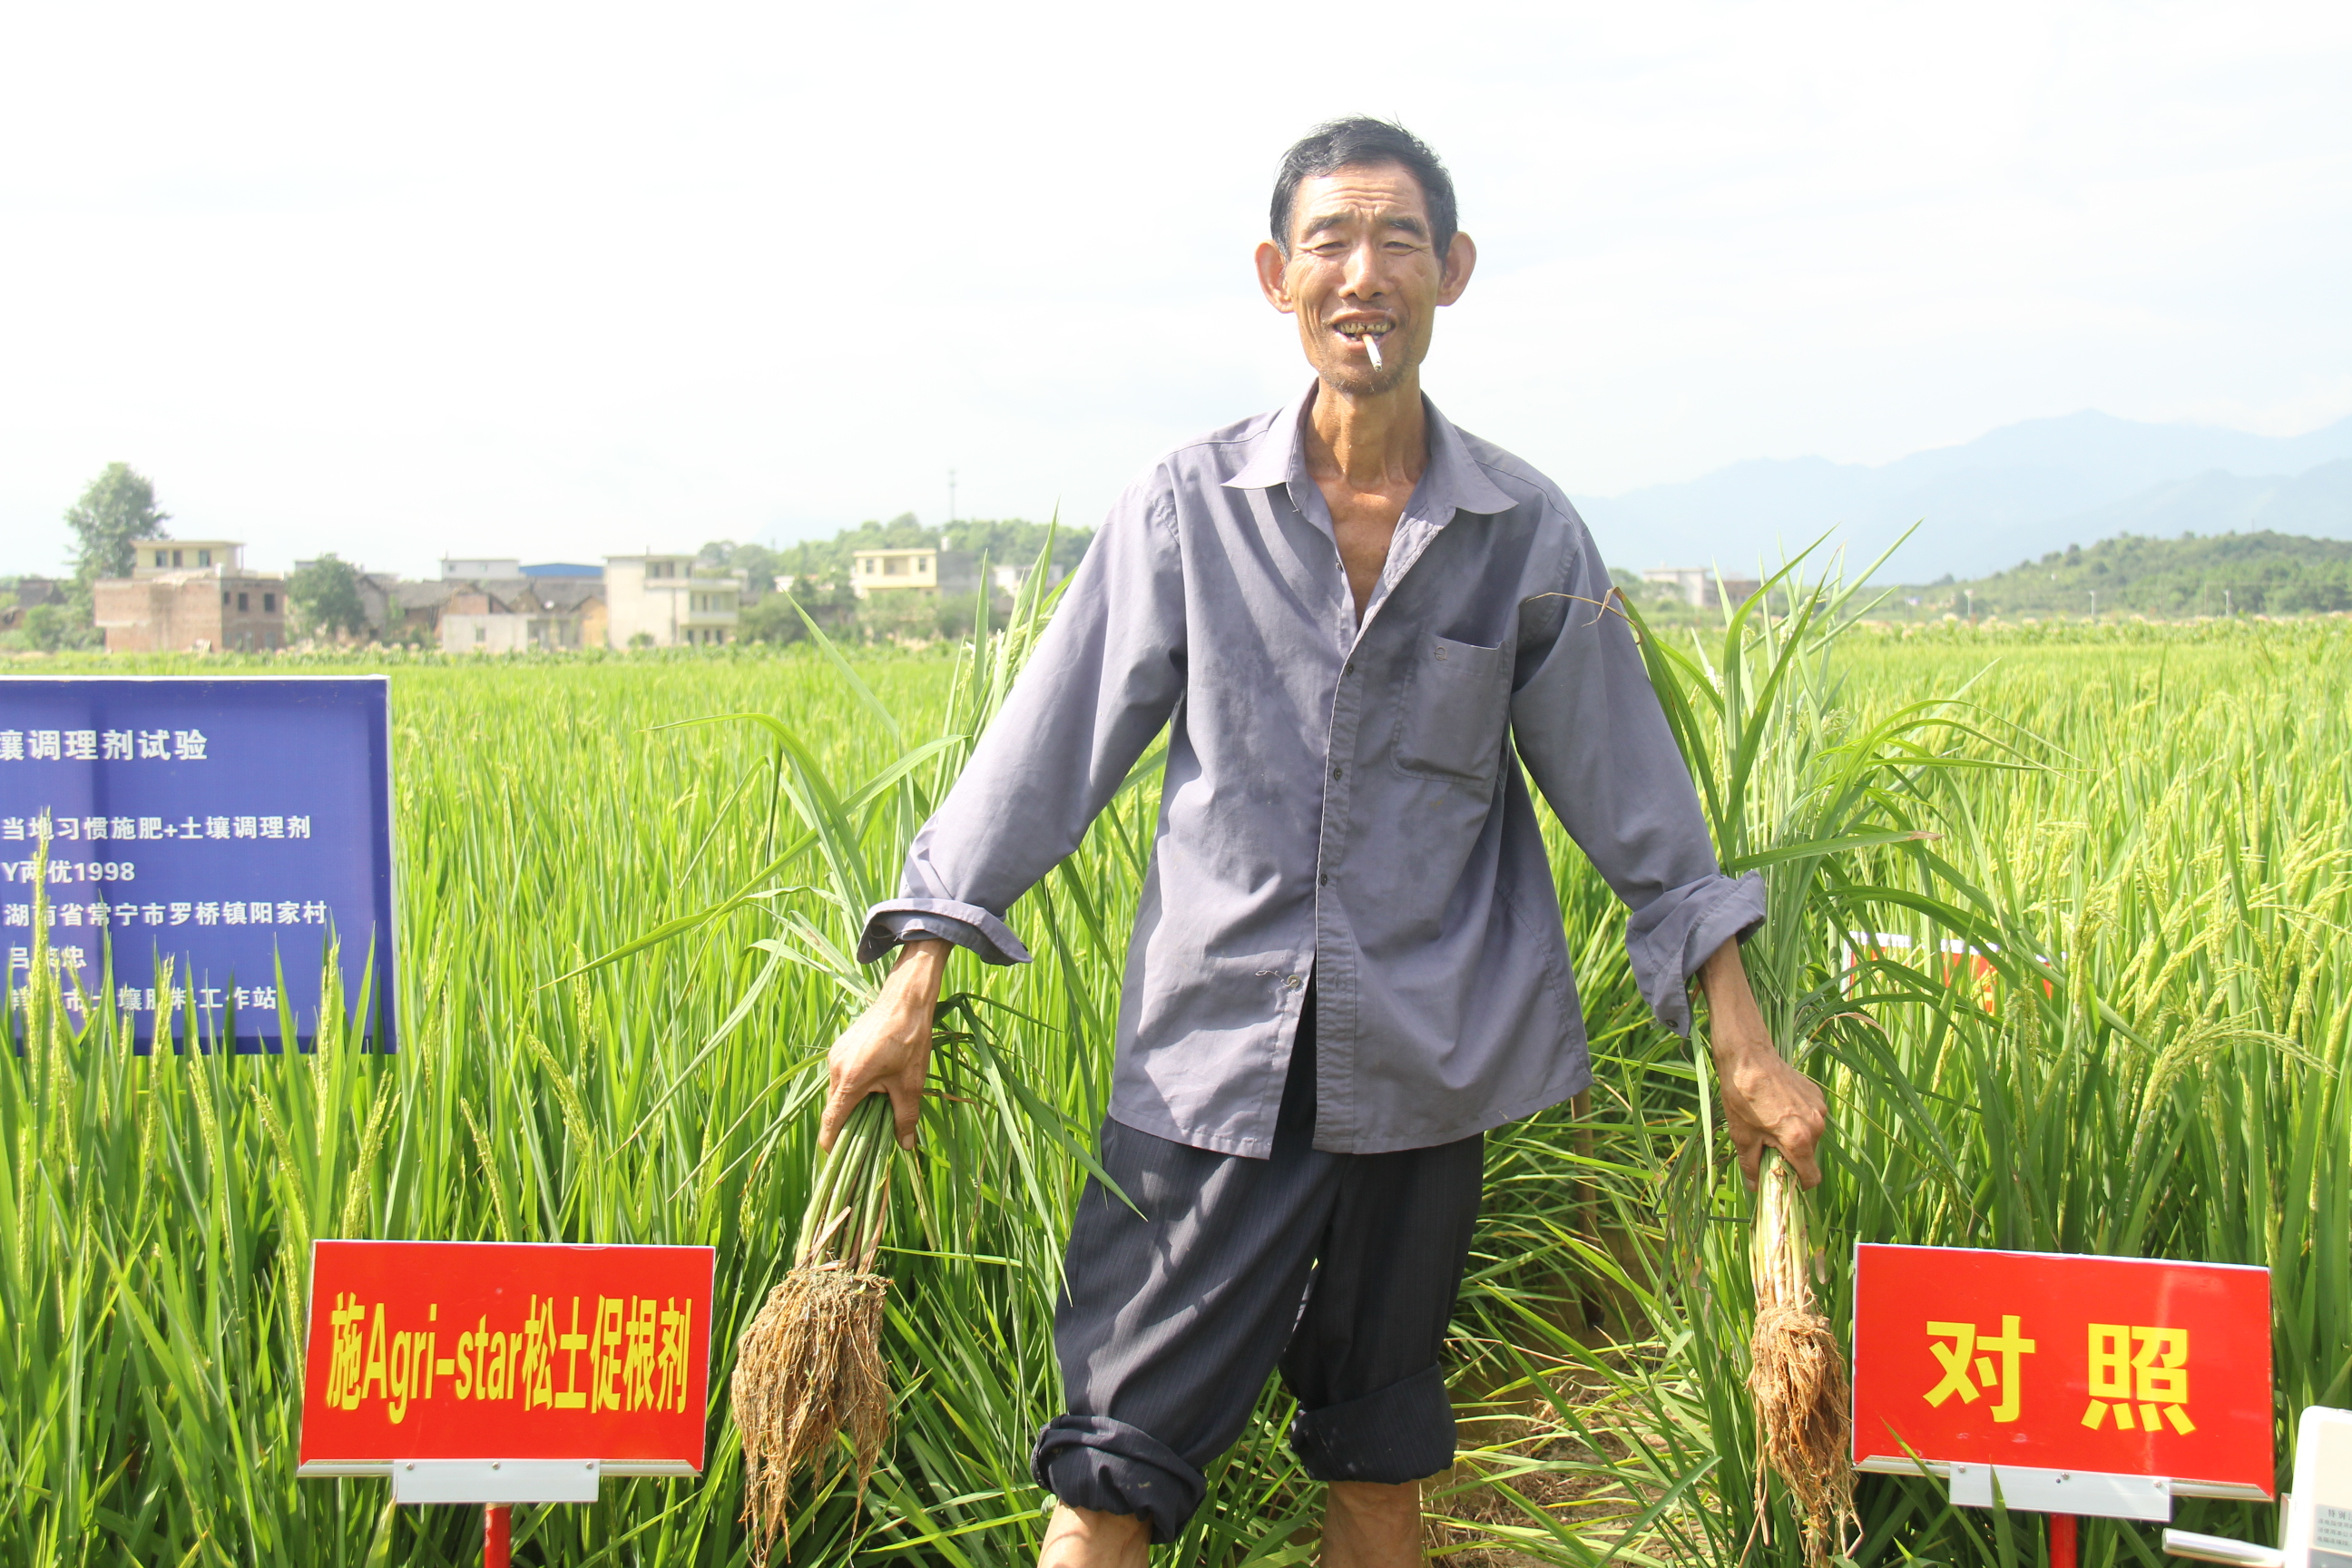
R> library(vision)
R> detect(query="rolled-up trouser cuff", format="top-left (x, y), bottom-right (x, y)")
top-left (1289, 1364), bottom-right (1456, 1484)
top-left (1032, 1414), bottom-right (1206, 1545)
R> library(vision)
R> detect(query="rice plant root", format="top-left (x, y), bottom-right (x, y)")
top-left (733, 1265), bottom-right (893, 1563)
top-left (1749, 1151), bottom-right (1856, 1568)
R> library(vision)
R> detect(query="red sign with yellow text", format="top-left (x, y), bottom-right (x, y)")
top-left (1853, 1244), bottom-right (2272, 1494)
top-left (298, 1240), bottom-right (715, 1468)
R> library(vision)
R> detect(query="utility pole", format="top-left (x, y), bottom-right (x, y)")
top-left (948, 468), bottom-right (958, 524)
top-left (1965, 589), bottom-right (1974, 624)
top-left (2087, 589), bottom-right (2096, 621)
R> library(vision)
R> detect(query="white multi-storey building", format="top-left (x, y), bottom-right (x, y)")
top-left (603, 554), bottom-right (744, 648)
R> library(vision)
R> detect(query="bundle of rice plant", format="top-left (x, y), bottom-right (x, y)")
top-left (1747, 1149), bottom-right (1855, 1568)
top-left (732, 1091), bottom-right (898, 1564)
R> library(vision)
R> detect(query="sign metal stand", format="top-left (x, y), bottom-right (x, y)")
top-left (384, 1459), bottom-right (603, 1568)
top-left (1947, 1466), bottom-right (2173, 1568)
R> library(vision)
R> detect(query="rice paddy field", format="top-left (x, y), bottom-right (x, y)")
top-left (3, 603), bottom-right (2347, 1567)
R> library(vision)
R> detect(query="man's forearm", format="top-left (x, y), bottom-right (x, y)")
top-left (1696, 937), bottom-right (1774, 1061)
top-left (887, 936), bottom-right (953, 1006)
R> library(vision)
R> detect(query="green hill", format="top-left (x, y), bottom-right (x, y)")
top-left (1894, 530), bottom-right (2352, 619)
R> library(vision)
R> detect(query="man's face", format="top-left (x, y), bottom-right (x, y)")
top-left (1255, 162), bottom-right (1475, 394)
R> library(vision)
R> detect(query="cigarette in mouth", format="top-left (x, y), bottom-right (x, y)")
top-left (1365, 332), bottom-right (1384, 370)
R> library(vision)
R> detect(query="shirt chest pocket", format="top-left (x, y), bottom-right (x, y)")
top-left (1392, 636), bottom-right (1511, 789)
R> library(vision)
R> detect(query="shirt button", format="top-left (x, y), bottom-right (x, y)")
top-left (1330, 765), bottom-right (1343, 779)
top-left (1318, 873), bottom-right (1329, 886)
top-left (1285, 975), bottom-right (1303, 990)
top-left (1344, 660), bottom-right (1355, 674)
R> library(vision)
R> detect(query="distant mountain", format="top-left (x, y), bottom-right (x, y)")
top-left (1571, 412), bottom-right (2352, 582)
top-left (1962, 460), bottom-right (2352, 575)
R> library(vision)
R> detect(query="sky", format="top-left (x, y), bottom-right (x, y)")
top-left (3, 0), bottom-right (2347, 580)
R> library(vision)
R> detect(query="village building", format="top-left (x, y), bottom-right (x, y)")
top-left (289, 558), bottom-right (405, 642)
top-left (438, 556), bottom-right (524, 580)
top-left (988, 558), bottom-right (1068, 597)
top-left (0, 576), bottom-right (66, 635)
top-left (93, 540), bottom-right (287, 653)
top-left (392, 580), bottom-right (466, 641)
top-left (849, 546), bottom-right (980, 600)
top-left (1642, 564), bottom-right (1763, 610)
top-left (378, 563), bottom-right (607, 648)
top-left (603, 554), bottom-right (742, 647)
top-left (353, 569), bottom-right (402, 637)
top-left (438, 577), bottom-right (609, 653)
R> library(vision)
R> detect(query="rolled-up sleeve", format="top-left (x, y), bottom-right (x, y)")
top-left (1508, 518), bottom-right (1762, 1034)
top-left (867, 906), bottom-right (1022, 965)
top-left (857, 477), bottom-right (1189, 965)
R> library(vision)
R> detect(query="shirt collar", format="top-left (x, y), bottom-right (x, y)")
top-left (1223, 378), bottom-right (1521, 520)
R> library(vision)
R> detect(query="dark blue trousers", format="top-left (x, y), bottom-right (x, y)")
top-left (1030, 995), bottom-right (1484, 1543)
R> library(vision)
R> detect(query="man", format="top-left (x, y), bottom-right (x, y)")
top-left (820, 118), bottom-right (1828, 1567)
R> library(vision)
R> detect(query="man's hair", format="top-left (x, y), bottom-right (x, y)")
top-left (1269, 117), bottom-right (1458, 259)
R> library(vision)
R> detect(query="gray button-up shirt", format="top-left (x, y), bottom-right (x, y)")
top-left (858, 383), bottom-right (1762, 1157)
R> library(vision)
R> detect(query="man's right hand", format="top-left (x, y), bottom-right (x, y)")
top-left (820, 937), bottom-right (951, 1152)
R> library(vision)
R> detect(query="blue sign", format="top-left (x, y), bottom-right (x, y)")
top-left (0, 677), bottom-right (397, 1050)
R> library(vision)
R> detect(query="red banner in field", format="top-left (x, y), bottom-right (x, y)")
top-left (1852, 1245), bottom-right (2273, 1494)
top-left (298, 1240), bottom-right (715, 1468)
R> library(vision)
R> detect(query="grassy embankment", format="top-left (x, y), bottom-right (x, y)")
top-left (1886, 530), bottom-right (2352, 621)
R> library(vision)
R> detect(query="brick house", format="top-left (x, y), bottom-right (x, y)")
top-left (93, 541), bottom-right (286, 653)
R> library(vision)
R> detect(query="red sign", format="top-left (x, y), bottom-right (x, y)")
top-left (1852, 1244), bottom-right (2273, 1495)
top-left (1840, 933), bottom-right (2053, 1013)
top-left (298, 1240), bottom-right (715, 1469)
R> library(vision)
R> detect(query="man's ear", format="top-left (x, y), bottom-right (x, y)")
top-left (1254, 240), bottom-right (1295, 313)
top-left (1438, 232), bottom-right (1477, 306)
